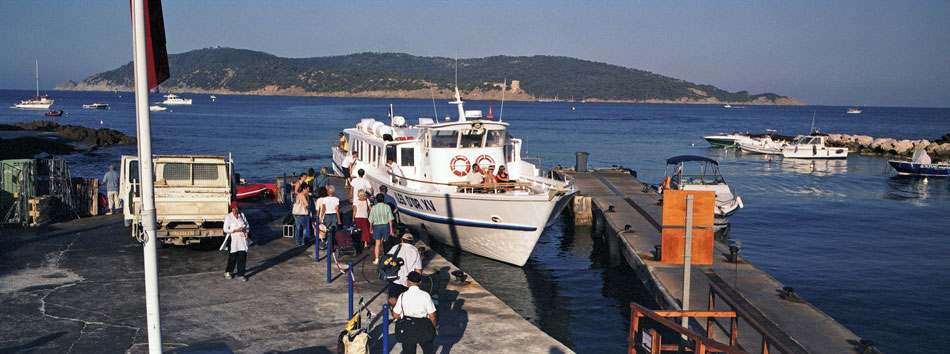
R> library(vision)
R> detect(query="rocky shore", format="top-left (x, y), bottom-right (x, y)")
top-left (824, 133), bottom-right (950, 160)
top-left (0, 121), bottom-right (135, 160)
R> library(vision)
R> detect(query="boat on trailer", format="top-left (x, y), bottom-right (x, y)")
top-left (331, 88), bottom-right (577, 266)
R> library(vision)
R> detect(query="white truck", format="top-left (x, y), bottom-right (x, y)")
top-left (120, 154), bottom-right (235, 246)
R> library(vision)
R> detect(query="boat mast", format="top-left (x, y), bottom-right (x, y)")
top-left (35, 59), bottom-right (40, 97)
top-left (450, 57), bottom-right (466, 122)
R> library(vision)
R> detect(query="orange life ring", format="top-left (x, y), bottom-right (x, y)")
top-left (474, 155), bottom-right (495, 171)
top-left (662, 176), bottom-right (671, 190)
top-left (450, 155), bottom-right (471, 177)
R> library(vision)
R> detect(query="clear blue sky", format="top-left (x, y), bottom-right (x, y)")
top-left (2, 0), bottom-right (948, 107)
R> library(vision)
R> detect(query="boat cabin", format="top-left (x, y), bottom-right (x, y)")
top-left (664, 155), bottom-right (727, 189)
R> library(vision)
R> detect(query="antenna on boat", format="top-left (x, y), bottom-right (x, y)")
top-left (34, 59), bottom-right (40, 98)
top-left (500, 77), bottom-right (506, 122)
top-left (430, 86), bottom-right (438, 118)
top-left (810, 110), bottom-right (818, 135)
top-left (450, 56), bottom-right (466, 122)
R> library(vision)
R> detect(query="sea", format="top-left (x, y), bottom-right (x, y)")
top-left (2, 89), bottom-right (949, 353)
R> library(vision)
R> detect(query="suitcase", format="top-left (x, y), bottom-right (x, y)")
top-left (333, 228), bottom-right (358, 257)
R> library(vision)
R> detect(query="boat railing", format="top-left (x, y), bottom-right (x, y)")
top-left (386, 171), bottom-right (532, 194)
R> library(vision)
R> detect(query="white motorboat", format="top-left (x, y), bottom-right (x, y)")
top-left (82, 103), bottom-right (110, 109)
top-left (723, 104), bottom-right (732, 108)
top-left (738, 135), bottom-right (786, 155)
top-left (149, 105), bottom-right (167, 112)
top-left (162, 94), bottom-right (192, 105)
top-left (781, 135), bottom-right (848, 159)
top-left (663, 155), bottom-right (743, 228)
top-left (846, 108), bottom-right (862, 114)
top-left (702, 132), bottom-right (753, 148)
top-left (331, 89), bottom-right (577, 266)
top-left (12, 60), bottom-right (54, 110)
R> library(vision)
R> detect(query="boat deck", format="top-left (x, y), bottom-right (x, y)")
top-left (565, 169), bottom-right (869, 353)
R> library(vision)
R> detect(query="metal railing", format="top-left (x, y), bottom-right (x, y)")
top-left (628, 280), bottom-right (801, 354)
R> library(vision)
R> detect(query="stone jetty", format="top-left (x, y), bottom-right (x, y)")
top-left (823, 133), bottom-right (950, 159)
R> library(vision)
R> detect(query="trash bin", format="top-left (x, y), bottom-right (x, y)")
top-left (575, 152), bottom-right (590, 172)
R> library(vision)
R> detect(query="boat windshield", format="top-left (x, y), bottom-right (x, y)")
top-left (485, 130), bottom-right (505, 147)
top-left (678, 174), bottom-right (726, 185)
top-left (431, 130), bottom-right (459, 148)
top-left (459, 129), bottom-right (484, 148)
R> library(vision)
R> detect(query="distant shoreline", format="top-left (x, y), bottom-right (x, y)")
top-left (51, 86), bottom-right (805, 106)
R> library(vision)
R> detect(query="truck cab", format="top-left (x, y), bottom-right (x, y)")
top-left (120, 154), bottom-right (235, 245)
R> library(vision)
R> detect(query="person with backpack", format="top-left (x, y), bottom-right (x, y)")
top-left (386, 233), bottom-right (422, 307)
top-left (368, 193), bottom-right (394, 264)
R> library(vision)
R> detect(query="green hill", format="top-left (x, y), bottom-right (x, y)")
top-left (66, 47), bottom-right (800, 104)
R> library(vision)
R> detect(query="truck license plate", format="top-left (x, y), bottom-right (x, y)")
top-left (170, 230), bottom-right (196, 236)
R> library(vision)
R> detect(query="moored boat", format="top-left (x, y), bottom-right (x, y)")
top-left (663, 155), bottom-right (743, 229)
top-left (846, 108), bottom-right (862, 114)
top-left (236, 183), bottom-right (275, 199)
top-left (738, 135), bottom-right (786, 154)
top-left (12, 60), bottom-right (54, 110)
top-left (330, 88), bottom-right (577, 266)
top-left (162, 94), bottom-right (192, 105)
top-left (82, 103), bottom-right (110, 109)
top-left (702, 132), bottom-right (752, 148)
top-left (149, 105), bottom-right (167, 112)
top-left (780, 135), bottom-right (848, 159)
top-left (888, 150), bottom-right (949, 177)
top-left (45, 110), bottom-right (64, 117)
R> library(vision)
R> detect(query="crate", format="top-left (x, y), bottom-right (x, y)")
top-left (283, 224), bottom-right (294, 238)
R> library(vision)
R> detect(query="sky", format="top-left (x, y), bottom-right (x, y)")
top-left (1, 1), bottom-right (949, 107)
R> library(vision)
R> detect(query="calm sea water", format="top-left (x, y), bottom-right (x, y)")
top-left (3, 89), bottom-right (949, 353)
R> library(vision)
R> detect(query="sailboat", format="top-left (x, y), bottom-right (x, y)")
top-left (12, 60), bottom-right (54, 109)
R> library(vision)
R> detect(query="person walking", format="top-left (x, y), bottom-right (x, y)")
top-left (292, 182), bottom-right (311, 246)
top-left (341, 151), bottom-right (356, 189)
top-left (378, 185), bottom-right (399, 222)
top-left (102, 165), bottom-right (120, 214)
top-left (369, 193), bottom-right (394, 264)
top-left (352, 190), bottom-right (372, 249)
top-left (387, 233), bottom-right (422, 307)
top-left (313, 167), bottom-right (330, 191)
top-left (392, 271), bottom-right (438, 354)
top-left (350, 169), bottom-right (373, 204)
top-left (222, 202), bottom-right (251, 281)
top-left (319, 185), bottom-right (342, 248)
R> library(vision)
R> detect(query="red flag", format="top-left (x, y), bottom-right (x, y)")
top-left (131, 0), bottom-right (170, 89)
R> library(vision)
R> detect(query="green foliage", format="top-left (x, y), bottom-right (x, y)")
top-left (83, 48), bottom-right (790, 102)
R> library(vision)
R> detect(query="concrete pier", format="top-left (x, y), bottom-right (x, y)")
top-left (0, 177), bottom-right (570, 353)
top-left (565, 168), bottom-right (869, 353)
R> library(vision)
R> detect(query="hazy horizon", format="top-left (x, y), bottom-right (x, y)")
top-left (2, 1), bottom-right (948, 108)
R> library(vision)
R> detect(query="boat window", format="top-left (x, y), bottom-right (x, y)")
top-left (485, 130), bottom-right (505, 147)
top-left (431, 130), bottom-right (459, 148)
top-left (459, 129), bottom-right (484, 148)
top-left (128, 161), bottom-right (139, 182)
top-left (401, 147), bottom-right (414, 167)
top-left (386, 145), bottom-right (397, 164)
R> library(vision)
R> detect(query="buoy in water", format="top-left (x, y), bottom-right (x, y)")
top-left (99, 120), bottom-right (103, 125)
top-left (572, 106), bottom-right (575, 110)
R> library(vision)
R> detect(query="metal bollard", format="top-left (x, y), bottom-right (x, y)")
top-left (327, 231), bottom-right (333, 284)
top-left (382, 304), bottom-right (390, 353)
top-left (348, 261), bottom-right (354, 319)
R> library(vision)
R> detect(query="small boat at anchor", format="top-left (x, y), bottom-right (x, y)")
top-left (781, 135), bottom-right (848, 159)
top-left (663, 155), bottom-right (743, 229)
top-left (12, 60), bottom-right (54, 110)
top-left (149, 105), bottom-right (167, 112)
top-left (703, 132), bottom-right (753, 148)
top-left (162, 94), bottom-right (192, 105)
top-left (45, 110), bottom-right (64, 117)
top-left (738, 135), bottom-right (786, 155)
top-left (846, 108), bottom-right (862, 114)
top-left (888, 150), bottom-right (949, 177)
top-left (82, 103), bottom-right (110, 109)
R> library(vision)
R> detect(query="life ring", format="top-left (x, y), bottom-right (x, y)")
top-left (450, 155), bottom-right (470, 177)
top-left (474, 155), bottom-right (495, 171)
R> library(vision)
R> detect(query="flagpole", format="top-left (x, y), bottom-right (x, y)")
top-left (131, 0), bottom-right (163, 352)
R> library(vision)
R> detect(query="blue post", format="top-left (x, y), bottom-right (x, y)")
top-left (282, 173), bottom-right (288, 206)
top-left (382, 303), bottom-right (390, 353)
top-left (315, 224), bottom-right (321, 262)
top-left (348, 261), bottom-right (354, 319)
top-left (306, 212), bottom-right (312, 244)
top-left (327, 231), bottom-right (333, 284)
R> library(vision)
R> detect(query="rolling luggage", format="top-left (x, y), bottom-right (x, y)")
top-left (333, 227), bottom-right (358, 257)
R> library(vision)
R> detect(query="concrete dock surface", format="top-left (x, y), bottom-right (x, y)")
top-left (566, 169), bottom-right (869, 353)
top-left (0, 181), bottom-right (570, 353)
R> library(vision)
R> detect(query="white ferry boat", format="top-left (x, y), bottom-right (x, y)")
top-left (162, 94), bottom-right (192, 105)
top-left (331, 89), bottom-right (577, 266)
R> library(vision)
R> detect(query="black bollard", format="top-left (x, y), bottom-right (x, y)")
top-left (654, 245), bottom-right (662, 261)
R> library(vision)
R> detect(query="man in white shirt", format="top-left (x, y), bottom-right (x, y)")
top-left (341, 151), bottom-right (356, 188)
top-left (387, 233), bottom-right (422, 307)
top-left (466, 163), bottom-right (483, 185)
top-left (392, 271), bottom-right (437, 354)
top-left (386, 158), bottom-right (405, 185)
top-left (350, 169), bottom-right (373, 204)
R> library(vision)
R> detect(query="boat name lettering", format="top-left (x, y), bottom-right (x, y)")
top-left (394, 192), bottom-right (437, 212)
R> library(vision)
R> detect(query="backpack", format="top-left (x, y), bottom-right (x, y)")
top-left (376, 244), bottom-right (404, 282)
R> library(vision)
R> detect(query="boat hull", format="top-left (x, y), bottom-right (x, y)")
top-left (888, 161), bottom-right (950, 177)
top-left (704, 137), bottom-right (737, 148)
top-left (13, 102), bottom-right (53, 110)
top-left (781, 147), bottom-right (848, 159)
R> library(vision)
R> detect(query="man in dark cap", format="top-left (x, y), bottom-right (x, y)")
top-left (387, 233), bottom-right (422, 306)
top-left (392, 270), bottom-right (437, 354)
